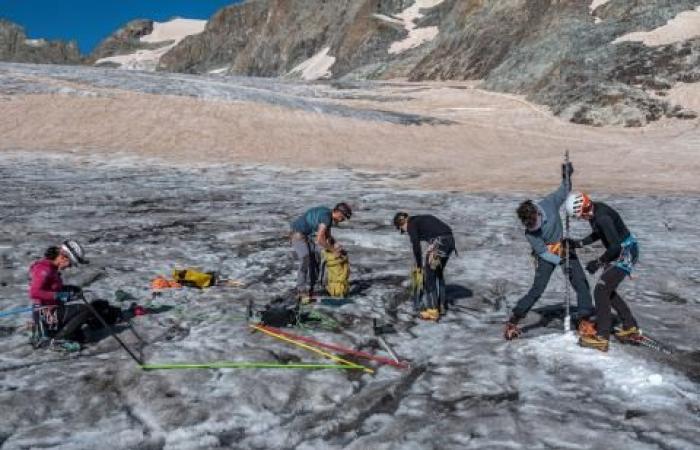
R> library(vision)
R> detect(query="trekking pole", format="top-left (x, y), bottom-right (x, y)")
top-left (78, 292), bottom-right (144, 365)
top-left (564, 150), bottom-right (572, 333)
top-left (377, 336), bottom-right (401, 365)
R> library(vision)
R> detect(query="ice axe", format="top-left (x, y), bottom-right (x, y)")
top-left (563, 150), bottom-right (572, 333)
top-left (373, 319), bottom-right (400, 364)
top-left (78, 292), bottom-right (144, 365)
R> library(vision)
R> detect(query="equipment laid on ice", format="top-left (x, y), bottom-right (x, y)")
top-left (172, 268), bottom-right (218, 289)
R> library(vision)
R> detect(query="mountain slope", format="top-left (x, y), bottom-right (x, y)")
top-left (158, 0), bottom-right (415, 78)
top-left (157, 0), bottom-right (700, 126)
top-left (409, 0), bottom-right (700, 126)
top-left (0, 19), bottom-right (81, 64)
top-left (91, 18), bottom-right (206, 71)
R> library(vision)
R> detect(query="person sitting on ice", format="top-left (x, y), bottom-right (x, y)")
top-left (505, 162), bottom-right (595, 340)
top-left (29, 240), bottom-right (122, 350)
top-left (565, 192), bottom-right (641, 352)
top-left (289, 202), bottom-right (352, 302)
top-left (393, 212), bottom-right (455, 321)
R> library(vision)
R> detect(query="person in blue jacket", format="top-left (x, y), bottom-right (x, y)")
top-left (504, 163), bottom-right (595, 340)
top-left (289, 202), bottom-right (352, 300)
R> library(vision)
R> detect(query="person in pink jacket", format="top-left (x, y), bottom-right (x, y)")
top-left (29, 241), bottom-right (94, 344)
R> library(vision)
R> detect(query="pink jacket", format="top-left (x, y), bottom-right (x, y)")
top-left (29, 259), bottom-right (63, 306)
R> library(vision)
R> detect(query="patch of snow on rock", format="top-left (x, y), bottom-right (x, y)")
top-left (613, 6), bottom-right (700, 46)
top-left (388, 0), bottom-right (445, 55)
top-left (24, 38), bottom-right (47, 47)
top-left (208, 66), bottom-right (230, 75)
top-left (589, 0), bottom-right (611, 14)
top-left (287, 46), bottom-right (336, 81)
top-left (95, 18), bottom-right (206, 71)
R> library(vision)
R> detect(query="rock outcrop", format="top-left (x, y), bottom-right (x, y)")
top-left (90, 18), bottom-right (206, 71)
top-left (158, 0), bottom-right (415, 77)
top-left (408, 0), bottom-right (700, 126)
top-left (0, 19), bottom-right (81, 64)
top-left (88, 19), bottom-right (157, 64)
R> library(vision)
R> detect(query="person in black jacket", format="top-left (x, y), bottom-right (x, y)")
top-left (565, 192), bottom-right (641, 352)
top-left (393, 212), bottom-right (455, 321)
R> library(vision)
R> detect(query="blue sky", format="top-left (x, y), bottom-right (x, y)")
top-left (0, 1), bottom-right (241, 53)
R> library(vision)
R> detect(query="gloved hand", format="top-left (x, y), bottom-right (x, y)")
top-left (585, 259), bottom-right (602, 274)
top-left (562, 238), bottom-right (582, 251)
top-left (562, 162), bottom-right (574, 180)
top-left (54, 290), bottom-right (74, 303)
top-left (410, 266), bottom-right (423, 289)
top-left (62, 285), bottom-right (83, 295)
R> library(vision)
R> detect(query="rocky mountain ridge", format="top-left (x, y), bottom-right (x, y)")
top-left (2, 1), bottom-right (699, 126)
top-left (155, 0), bottom-right (700, 126)
top-left (0, 19), bottom-right (81, 65)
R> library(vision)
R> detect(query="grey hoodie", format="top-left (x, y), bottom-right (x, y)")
top-left (524, 180), bottom-right (569, 265)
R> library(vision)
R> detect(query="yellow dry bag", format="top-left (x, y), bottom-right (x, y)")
top-left (321, 250), bottom-right (350, 298)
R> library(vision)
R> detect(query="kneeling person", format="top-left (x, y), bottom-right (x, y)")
top-left (28, 240), bottom-right (121, 349)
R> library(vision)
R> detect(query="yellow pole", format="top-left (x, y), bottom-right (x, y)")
top-left (250, 324), bottom-right (374, 374)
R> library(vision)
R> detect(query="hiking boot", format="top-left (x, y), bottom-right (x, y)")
top-left (504, 321), bottom-right (521, 341)
top-left (298, 294), bottom-right (316, 305)
top-left (579, 335), bottom-right (609, 352)
top-left (614, 326), bottom-right (642, 343)
top-left (419, 308), bottom-right (440, 321)
top-left (49, 339), bottom-right (81, 353)
top-left (296, 288), bottom-right (316, 304)
top-left (577, 319), bottom-right (597, 338)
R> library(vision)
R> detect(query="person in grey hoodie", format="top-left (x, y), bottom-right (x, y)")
top-left (504, 163), bottom-right (595, 340)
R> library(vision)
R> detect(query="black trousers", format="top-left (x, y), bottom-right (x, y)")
top-left (512, 254), bottom-right (593, 320)
top-left (53, 304), bottom-right (92, 341)
top-left (52, 300), bottom-right (121, 341)
top-left (594, 266), bottom-right (638, 339)
top-left (424, 235), bottom-right (455, 311)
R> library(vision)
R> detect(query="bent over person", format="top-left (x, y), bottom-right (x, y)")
top-left (290, 203), bottom-right (352, 301)
top-left (505, 163), bottom-right (595, 340)
top-left (393, 212), bottom-right (455, 321)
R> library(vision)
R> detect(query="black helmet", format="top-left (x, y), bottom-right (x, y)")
top-left (393, 212), bottom-right (409, 232)
top-left (61, 240), bottom-right (89, 265)
top-left (334, 202), bottom-right (352, 220)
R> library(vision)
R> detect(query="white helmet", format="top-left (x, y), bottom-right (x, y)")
top-left (61, 240), bottom-right (89, 265)
top-left (565, 192), bottom-right (592, 218)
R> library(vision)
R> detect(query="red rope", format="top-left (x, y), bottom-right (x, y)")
top-left (258, 325), bottom-right (409, 369)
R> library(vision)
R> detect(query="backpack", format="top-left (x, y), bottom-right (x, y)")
top-left (172, 268), bottom-right (217, 289)
top-left (259, 298), bottom-right (299, 327)
top-left (321, 250), bottom-right (350, 298)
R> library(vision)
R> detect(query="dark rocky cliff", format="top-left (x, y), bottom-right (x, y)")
top-left (0, 19), bottom-right (81, 64)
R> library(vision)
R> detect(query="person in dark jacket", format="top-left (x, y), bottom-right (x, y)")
top-left (29, 240), bottom-right (121, 349)
top-left (565, 192), bottom-right (641, 352)
top-left (290, 202), bottom-right (352, 301)
top-left (505, 163), bottom-right (595, 340)
top-left (393, 212), bottom-right (455, 321)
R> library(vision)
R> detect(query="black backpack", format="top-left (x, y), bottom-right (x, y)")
top-left (259, 298), bottom-right (299, 328)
